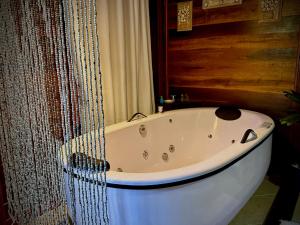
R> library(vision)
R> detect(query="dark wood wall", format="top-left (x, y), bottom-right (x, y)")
top-left (154, 0), bottom-right (300, 117)
top-left (149, 0), bottom-right (300, 173)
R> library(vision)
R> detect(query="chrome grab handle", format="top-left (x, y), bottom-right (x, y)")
top-left (128, 112), bottom-right (147, 122)
top-left (240, 129), bottom-right (257, 144)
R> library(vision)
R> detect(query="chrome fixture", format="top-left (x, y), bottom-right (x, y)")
top-left (164, 95), bottom-right (176, 104)
top-left (240, 129), bottom-right (257, 143)
top-left (128, 112), bottom-right (147, 122)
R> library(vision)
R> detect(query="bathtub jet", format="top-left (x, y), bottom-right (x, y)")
top-left (62, 107), bottom-right (274, 225)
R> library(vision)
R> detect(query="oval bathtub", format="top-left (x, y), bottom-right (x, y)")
top-left (63, 107), bottom-right (274, 225)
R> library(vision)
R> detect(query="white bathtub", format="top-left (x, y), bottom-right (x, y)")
top-left (63, 107), bottom-right (274, 225)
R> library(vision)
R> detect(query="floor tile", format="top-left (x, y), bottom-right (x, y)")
top-left (254, 178), bottom-right (279, 197)
top-left (229, 177), bottom-right (279, 225)
top-left (293, 194), bottom-right (300, 222)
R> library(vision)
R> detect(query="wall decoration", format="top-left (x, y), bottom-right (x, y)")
top-left (202, 0), bottom-right (242, 9)
top-left (259, 0), bottom-right (282, 22)
top-left (177, 1), bottom-right (193, 32)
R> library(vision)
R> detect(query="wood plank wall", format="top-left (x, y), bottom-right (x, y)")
top-left (166, 0), bottom-right (300, 117)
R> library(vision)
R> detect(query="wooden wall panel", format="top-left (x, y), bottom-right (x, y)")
top-left (150, 0), bottom-right (169, 99)
top-left (168, 0), bottom-right (260, 28)
top-left (167, 0), bottom-right (300, 116)
top-left (168, 0), bottom-right (300, 28)
top-left (282, 0), bottom-right (300, 17)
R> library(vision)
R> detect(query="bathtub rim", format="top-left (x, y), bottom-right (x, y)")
top-left (64, 132), bottom-right (272, 190)
top-left (62, 107), bottom-right (274, 189)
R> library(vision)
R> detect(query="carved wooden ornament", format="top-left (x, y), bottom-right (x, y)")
top-left (202, 0), bottom-right (242, 9)
top-left (259, 0), bottom-right (282, 22)
top-left (177, 1), bottom-right (193, 32)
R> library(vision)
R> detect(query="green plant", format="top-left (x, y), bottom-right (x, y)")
top-left (280, 90), bottom-right (300, 126)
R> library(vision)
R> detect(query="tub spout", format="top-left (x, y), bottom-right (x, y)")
top-left (164, 95), bottom-right (176, 104)
top-left (128, 112), bottom-right (147, 122)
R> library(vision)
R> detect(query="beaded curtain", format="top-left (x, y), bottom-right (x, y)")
top-left (0, 0), bottom-right (108, 224)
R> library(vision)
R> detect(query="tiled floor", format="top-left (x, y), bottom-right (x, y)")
top-left (294, 195), bottom-right (300, 222)
top-left (229, 177), bottom-right (300, 225)
top-left (31, 176), bottom-right (300, 225)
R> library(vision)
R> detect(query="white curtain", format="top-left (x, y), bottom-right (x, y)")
top-left (96, 0), bottom-right (155, 125)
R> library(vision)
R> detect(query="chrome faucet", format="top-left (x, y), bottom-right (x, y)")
top-left (163, 95), bottom-right (176, 104)
top-left (128, 112), bottom-right (147, 122)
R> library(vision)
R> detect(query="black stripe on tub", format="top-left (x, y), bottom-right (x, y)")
top-left (63, 132), bottom-right (272, 190)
